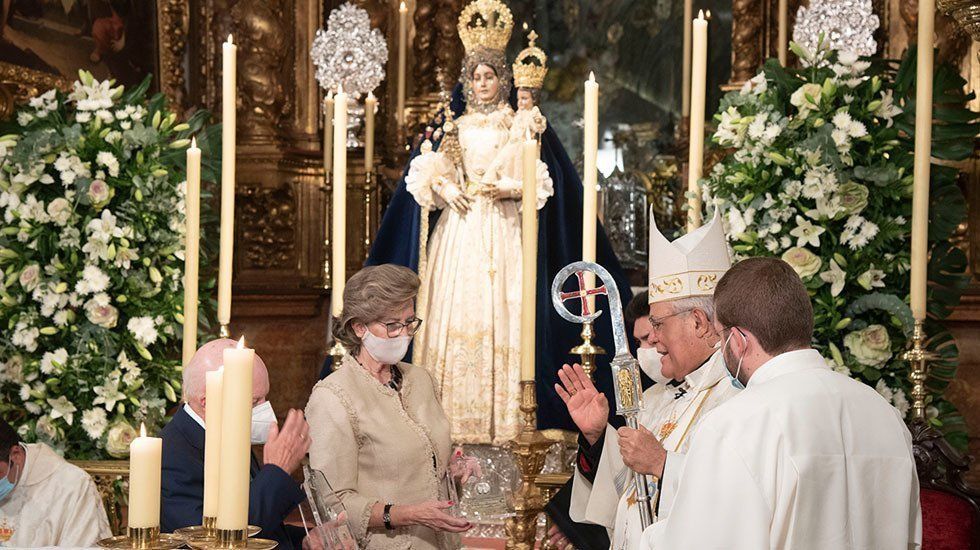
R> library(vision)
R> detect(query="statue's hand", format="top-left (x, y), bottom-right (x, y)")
top-left (555, 363), bottom-right (608, 445)
top-left (447, 193), bottom-right (472, 215)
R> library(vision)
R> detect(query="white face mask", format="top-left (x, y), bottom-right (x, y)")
top-left (362, 330), bottom-right (412, 365)
top-left (251, 400), bottom-right (276, 444)
top-left (637, 347), bottom-right (672, 385)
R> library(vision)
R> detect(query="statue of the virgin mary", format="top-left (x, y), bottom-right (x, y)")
top-left (368, 0), bottom-right (631, 445)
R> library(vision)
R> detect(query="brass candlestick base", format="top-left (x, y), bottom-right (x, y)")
top-left (904, 320), bottom-right (938, 420)
top-left (185, 526), bottom-right (276, 550)
top-left (176, 519), bottom-right (262, 544)
top-left (570, 320), bottom-right (605, 378)
top-left (97, 526), bottom-right (186, 549)
top-left (504, 381), bottom-right (555, 550)
top-left (219, 324), bottom-right (230, 338)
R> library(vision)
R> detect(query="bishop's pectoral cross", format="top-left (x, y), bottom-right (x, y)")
top-left (558, 270), bottom-right (609, 316)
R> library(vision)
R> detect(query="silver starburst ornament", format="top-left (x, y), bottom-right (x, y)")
top-left (793, 0), bottom-right (879, 57)
top-left (311, 2), bottom-right (388, 145)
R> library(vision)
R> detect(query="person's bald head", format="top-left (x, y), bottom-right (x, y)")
top-left (182, 338), bottom-right (270, 419)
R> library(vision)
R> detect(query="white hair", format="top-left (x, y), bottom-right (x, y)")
top-left (669, 295), bottom-right (716, 322)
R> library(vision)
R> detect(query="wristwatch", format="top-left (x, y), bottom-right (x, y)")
top-left (383, 502), bottom-right (394, 530)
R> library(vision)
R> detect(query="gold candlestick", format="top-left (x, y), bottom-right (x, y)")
top-left (363, 170), bottom-right (374, 262)
top-left (182, 525), bottom-right (274, 549)
top-left (322, 171), bottom-right (332, 290)
top-left (504, 381), bottom-right (554, 549)
top-left (571, 320), bottom-right (605, 378)
top-left (97, 526), bottom-right (185, 549)
top-left (904, 320), bottom-right (937, 420)
top-left (219, 324), bottom-right (230, 338)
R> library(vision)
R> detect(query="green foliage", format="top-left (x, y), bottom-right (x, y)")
top-left (0, 72), bottom-right (218, 458)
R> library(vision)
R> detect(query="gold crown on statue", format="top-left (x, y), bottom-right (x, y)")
top-left (513, 30), bottom-right (548, 89)
top-left (458, 0), bottom-right (514, 54)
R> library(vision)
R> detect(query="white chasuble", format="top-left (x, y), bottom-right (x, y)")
top-left (405, 105), bottom-right (553, 444)
top-left (642, 349), bottom-right (922, 550)
top-left (570, 351), bottom-right (739, 549)
top-left (0, 443), bottom-right (112, 547)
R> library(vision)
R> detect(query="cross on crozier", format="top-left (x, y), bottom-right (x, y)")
top-left (558, 270), bottom-right (608, 316)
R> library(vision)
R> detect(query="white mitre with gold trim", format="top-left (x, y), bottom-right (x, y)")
top-left (648, 210), bottom-right (732, 304)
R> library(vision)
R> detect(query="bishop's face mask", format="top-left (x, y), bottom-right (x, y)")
top-left (722, 328), bottom-right (748, 390)
top-left (0, 446), bottom-right (24, 502)
top-left (251, 401), bottom-right (277, 445)
top-left (637, 347), bottom-right (672, 385)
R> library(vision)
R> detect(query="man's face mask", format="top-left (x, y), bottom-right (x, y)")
top-left (637, 347), bottom-right (671, 385)
top-left (0, 445), bottom-right (24, 502)
top-left (722, 328), bottom-right (748, 390)
top-left (251, 401), bottom-right (276, 444)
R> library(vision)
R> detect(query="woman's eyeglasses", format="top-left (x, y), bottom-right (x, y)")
top-left (378, 318), bottom-right (423, 337)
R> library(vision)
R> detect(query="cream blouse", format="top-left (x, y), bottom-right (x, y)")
top-left (305, 354), bottom-right (457, 549)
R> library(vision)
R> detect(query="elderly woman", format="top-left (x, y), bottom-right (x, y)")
top-left (306, 264), bottom-right (471, 549)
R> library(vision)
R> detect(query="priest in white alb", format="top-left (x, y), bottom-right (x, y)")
top-left (556, 211), bottom-right (741, 549)
top-left (641, 257), bottom-right (921, 549)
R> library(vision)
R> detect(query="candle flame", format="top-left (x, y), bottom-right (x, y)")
top-left (327, 90), bottom-right (334, 99)
top-left (367, 91), bottom-right (376, 100)
top-left (399, 1), bottom-right (406, 11)
top-left (140, 422), bottom-right (147, 437)
top-left (191, 136), bottom-right (197, 149)
top-left (523, 22), bottom-right (528, 31)
top-left (226, 34), bottom-right (234, 44)
top-left (588, 71), bottom-right (596, 82)
top-left (237, 336), bottom-right (245, 349)
top-left (338, 83), bottom-right (344, 94)
top-left (705, 9), bottom-right (712, 19)
top-left (697, 9), bottom-right (704, 19)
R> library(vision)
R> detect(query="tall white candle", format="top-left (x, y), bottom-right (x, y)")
top-left (681, 0), bottom-right (692, 117)
top-left (521, 133), bottom-right (538, 382)
top-left (202, 368), bottom-right (224, 519)
top-left (687, 12), bottom-right (708, 232)
top-left (331, 87), bottom-right (348, 318)
top-left (777, 0), bottom-right (788, 66)
top-left (365, 92), bottom-right (377, 174)
top-left (911, 0), bottom-right (935, 321)
top-left (218, 35), bottom-right (237, 328)
top-left (323, 91), bottom-right (334, 175)
top-left (216, 338), bottom-right (255, 530)
top-left (582, 72), bottom-right (599, 310)
top-left (128, 423), bottom-right (162, 529)
top-left (397, 2), bottom-right (408, 127)
top-left (182, 138), bottom-right (201, 367)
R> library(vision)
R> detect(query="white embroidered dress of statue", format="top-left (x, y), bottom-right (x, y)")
top-left (402, 1), bottom-right (552, 445)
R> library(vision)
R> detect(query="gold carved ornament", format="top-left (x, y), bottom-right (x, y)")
top-left (512, 30), bottom-right (548, 89)
top-left (457, 0), bottom-right (514, 54)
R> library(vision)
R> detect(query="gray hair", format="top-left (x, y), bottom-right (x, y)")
top-left (669, 295), bottom-right (716, 322)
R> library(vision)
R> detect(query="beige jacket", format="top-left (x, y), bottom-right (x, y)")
top-left (306, 355), bottom-right (457, 550)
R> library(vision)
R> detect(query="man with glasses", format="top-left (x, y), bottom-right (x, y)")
top-left (557, 212), bottom-right (742, 550)
top-left (640, 257), bottom-right (920, 549)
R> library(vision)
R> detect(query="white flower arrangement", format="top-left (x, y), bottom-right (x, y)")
top-left (0, 72), bottom-right (215, 458)
top-left (704, 40), bottom-right (976, 438)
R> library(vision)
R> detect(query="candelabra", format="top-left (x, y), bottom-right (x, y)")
top-left (504, 381), bottom-right (554, 549)
top-left (904, 320), bottom-right (938, 420)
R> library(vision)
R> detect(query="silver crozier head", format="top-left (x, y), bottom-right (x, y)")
top-left (551, 261), bottom-right (642, 416)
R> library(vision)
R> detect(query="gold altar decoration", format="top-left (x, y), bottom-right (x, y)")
top-left (97, 527), bottom-right (186, 550)
top-left (906, 321), bottom-right (940, 420)
top-left (504, 381), bottom-right (555, 550)
top-left (457, 0), bottom-right (514, 55)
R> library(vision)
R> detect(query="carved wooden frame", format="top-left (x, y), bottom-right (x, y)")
top-left (0, 0), bottom-right (189, 113)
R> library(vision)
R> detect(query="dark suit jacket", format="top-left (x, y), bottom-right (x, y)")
top-left (159, 407), bottom-right (307, 548)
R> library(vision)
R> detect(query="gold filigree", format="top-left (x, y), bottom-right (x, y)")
top-left (513, 30), bottom-right (548, 89)
top-left (650, 277), bottom-right (684, 296)
top-left (457, 0), bottom-right (514, 54)
top-left (616, 368), bottom-right (636, 410)
top-left (696, 274), bottom-right (718, 291)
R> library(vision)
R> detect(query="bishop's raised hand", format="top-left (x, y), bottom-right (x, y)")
top-left (555, 363), bottom-right (608, 445)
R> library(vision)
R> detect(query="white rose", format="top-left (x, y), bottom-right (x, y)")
top-left (105, 421), bottom-right (138, 458)
top-left (18, 264), bottom-right (40, 291)
top-left (781, 247), bottom-right (822, 279)
top-left (46, 198), bottom-right (72, 226)
top-left (87, 179), bottom-right (112, 207)
top-left (85, 295), bottom-right (119, 328)
top-left (844, 325), bottom-right (893, 367)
